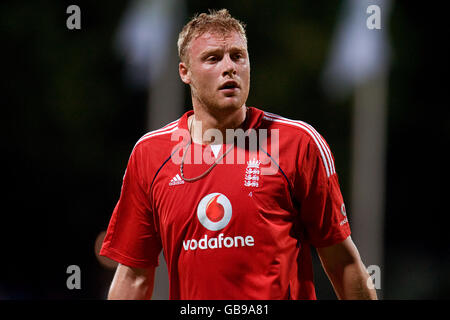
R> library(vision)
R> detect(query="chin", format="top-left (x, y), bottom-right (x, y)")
top-left (218, 96), bottom-right (246, 110)
top-left (198, 94), bottom-right (247, 114)
top-left (215, 101), bottom-right (244, 113)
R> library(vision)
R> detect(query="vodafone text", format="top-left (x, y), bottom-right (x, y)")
top-left (182, 233), bottom-right (254, 251)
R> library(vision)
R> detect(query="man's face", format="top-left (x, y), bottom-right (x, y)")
top-left (179, 31), bottom-right (250, 113)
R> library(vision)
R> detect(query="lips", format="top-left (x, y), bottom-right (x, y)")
top-left (219, 80), bottom-right (239, 91)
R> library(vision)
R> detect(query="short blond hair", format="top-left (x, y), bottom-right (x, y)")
top-left (177, 9), bottom-right (247, 64)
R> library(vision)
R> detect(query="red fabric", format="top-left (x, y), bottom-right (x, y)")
top-left (100, 107), bottom-right (351, 299)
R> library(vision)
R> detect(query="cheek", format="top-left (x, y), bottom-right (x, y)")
top-left (241, 65), bottom-right (251, 86)
top-left (194, 70), bottom-right (217, 91)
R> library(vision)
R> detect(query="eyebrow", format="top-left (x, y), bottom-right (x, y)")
top-left (200, 46), bottom-right (247, 57)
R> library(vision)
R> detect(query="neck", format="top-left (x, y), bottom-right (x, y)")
top-left (189, 105), bottom-right (248, 145)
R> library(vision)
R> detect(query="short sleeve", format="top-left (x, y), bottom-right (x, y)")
top-left (294, 135), bottom-right (351, 248)
top-left (100, 144), bottom-right (162, 268)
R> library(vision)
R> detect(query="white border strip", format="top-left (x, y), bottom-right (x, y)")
top-left (263, 113), bottom-right (335, 177)
top-left (134, 119), bottom-right (179, 149)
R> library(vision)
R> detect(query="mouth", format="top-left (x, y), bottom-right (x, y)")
top-left (218, 80), bottom-right (240, 93)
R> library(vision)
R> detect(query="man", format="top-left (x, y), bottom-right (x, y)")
top-left (100, 9), bottom-right (377, 300)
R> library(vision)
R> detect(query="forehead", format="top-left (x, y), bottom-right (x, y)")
top-left (189, 31), bottom-right (247, 56)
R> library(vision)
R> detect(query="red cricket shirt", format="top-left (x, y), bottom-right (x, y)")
top-left (100, 107), bottom-right (351, 299)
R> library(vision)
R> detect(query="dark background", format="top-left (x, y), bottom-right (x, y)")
top-left (1, 1), bottom-right (448, 299)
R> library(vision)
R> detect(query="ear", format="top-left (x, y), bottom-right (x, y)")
top-left (179, 62), bottom-right (191, 84)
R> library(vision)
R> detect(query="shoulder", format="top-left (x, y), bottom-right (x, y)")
top-left (133, 118), bottom-right (181, 152)
top-left (125, 118), bottom-right (183, 181)
top-left (262, 110), bottom-right (321, 141)
top-left (261, 110), bottom-right (336, 177)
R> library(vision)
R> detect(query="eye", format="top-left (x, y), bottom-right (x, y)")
top-left (232, 52), bottom-right (245, 61)
top-left (206, 55), bottom-right (218, 63)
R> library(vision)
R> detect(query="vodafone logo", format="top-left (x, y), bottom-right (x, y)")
top-left (197, 193), bottom-right (232, 231)
top-left (182, 192), bottom-right (255, 251)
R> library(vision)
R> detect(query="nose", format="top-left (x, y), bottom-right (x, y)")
top-left (221, 54), bottom-right (236, 77)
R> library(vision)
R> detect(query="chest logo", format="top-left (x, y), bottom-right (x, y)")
top-left (197, 193), bottom-right (232, 231)
top-left (244, 158), bottom-right (260, 187)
